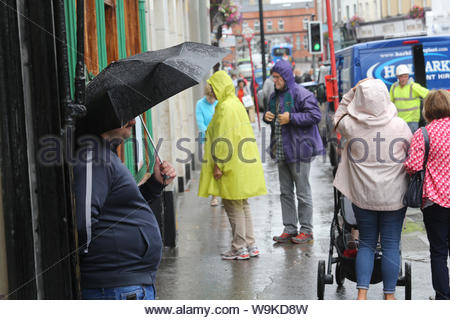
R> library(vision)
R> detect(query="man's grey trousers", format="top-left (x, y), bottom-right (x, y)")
top-left (277, 160), bottom-right (313, 234)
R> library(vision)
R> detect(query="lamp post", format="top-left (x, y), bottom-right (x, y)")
top-left (242, 27), bottom-right (260, 129)
top-left (258, 0), bottom-right (267, 83)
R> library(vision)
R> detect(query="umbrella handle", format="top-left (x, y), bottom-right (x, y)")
top-left (138, 115), bottom-right (169, 184)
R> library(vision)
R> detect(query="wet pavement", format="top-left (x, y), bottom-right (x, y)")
top-left (155, 122), bottom-right (436, 300)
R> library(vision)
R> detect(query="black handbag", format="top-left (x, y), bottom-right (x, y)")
top-left (403, 127), bottom-right (430, 208)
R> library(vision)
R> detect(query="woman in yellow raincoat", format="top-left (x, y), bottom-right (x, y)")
top-left (199, 71), bottom-right (267, 260)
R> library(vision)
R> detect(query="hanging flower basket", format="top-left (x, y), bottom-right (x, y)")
top-left (349, 15), bottom-right (364, 28)
top-left (408, 5), bottom-right (425, 19)
top-left (218, 0), bottom-right (243, 27)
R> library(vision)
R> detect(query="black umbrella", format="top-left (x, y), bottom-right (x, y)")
top-left (80, 42), bottom-right (230, 135)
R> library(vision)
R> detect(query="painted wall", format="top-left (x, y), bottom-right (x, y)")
top-left (65, 0), bottom-right (210, 191)
top-left (65, 0), bottom-right (154, 182)
top-left (357, 0), bottom-right (382, 21)
top-left (146, 0), bottom-right (211, 191)
top-left (336, 0), bottom-right (385, 22)
top-left (381, 0), bottom-right (430, 17)
top-left (340, 0), bottom-right (359, 21)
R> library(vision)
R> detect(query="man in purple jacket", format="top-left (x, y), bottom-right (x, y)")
top-left (263, 60), bottom-right (323, 244)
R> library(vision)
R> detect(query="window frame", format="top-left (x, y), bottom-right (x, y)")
top-left (278, 19), bottom-right (284, 31)
top-left (254, 20), bottom-right (260, 32)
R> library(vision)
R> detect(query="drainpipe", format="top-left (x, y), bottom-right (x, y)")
top-left (74, 0), bottom-right (86, 115)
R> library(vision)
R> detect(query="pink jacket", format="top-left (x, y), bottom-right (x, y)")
top-left (333, 79), bottom-right (413, 211)
top-left (404, 117), bottom-right (450, 208)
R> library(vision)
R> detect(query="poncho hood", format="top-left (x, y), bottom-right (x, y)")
top-left (207, 70), bottom-right (236, 103)
top-left (347, 78), bottom-right (397, 127)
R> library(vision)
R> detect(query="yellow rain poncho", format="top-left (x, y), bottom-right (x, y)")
top-left (198, 71), bottom-right (267, 200)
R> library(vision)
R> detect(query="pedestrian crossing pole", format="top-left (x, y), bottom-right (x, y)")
top-left (325, 0), bottom-right (339, 113)
top-left (243, 27), bottom-right (261, 130)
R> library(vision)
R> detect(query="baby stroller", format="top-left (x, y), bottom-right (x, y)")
top-left (316, 188), bottom-right (412, 300)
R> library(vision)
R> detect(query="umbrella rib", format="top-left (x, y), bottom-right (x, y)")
top-left (111, 70), bottom-right (153, 105)
top-left (88, 61), bottom-right (153, 106)
top-left (159, 58), bottom-right (201, 83)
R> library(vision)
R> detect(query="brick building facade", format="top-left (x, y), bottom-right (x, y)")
top-left (228, 0), bottom-right (317, 63)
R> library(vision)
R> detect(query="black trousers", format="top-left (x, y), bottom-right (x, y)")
top-left (422, 204), bottom-right (450, 300)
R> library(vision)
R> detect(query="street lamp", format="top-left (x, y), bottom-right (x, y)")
top-left (242, 27), bottom-right (261, 129)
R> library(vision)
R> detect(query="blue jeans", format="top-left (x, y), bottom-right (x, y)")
top-left (82, 285), bottom-right (155, 300)
top-left (422, 204), bottom-right (450, 300)
top-left (407, 122), bottom-right (419, 134)
top-left (353, 204), bottom-right (406, 294)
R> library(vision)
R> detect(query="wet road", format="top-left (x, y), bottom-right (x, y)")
top-left (155, 122), bottom-right (435, 300)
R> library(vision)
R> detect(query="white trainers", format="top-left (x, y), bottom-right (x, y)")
top-left (248, 246), bottom-right (260, 257)
top-left (221, 248), bottom-right (250, 260)
top-left (210, 197), bottom-right (219, 206)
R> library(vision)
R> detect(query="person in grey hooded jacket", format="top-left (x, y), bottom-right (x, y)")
top-left (334, 78), bottom-right (412, 300)
top-left (74, 118), bottom-right (176, 300)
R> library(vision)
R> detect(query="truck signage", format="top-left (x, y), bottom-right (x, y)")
top-left (362, 46), bottom-right (450, 90)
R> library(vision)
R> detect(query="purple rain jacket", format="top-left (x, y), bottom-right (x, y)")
top-left (263, 60), bottom-right (324, 162)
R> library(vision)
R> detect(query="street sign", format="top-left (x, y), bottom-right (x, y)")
top-left (308, 21), bottom-right (323, 54)
top-left (242, 27), bottom-right (254, 41)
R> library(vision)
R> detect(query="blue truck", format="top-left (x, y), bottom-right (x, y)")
top-left (325, 35), bottom-right (450, 167)
top-left (335, 35), bottom-right (450, 95)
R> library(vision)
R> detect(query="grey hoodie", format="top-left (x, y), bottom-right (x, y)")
top-left (333, 79), bottom-right (413, 211)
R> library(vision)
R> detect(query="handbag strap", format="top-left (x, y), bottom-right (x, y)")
top-left (421, 127), bottom-right (430, 169)
top-left (334, 113), bottom-right (349, 131)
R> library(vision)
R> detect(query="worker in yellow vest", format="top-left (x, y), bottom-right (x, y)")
top-left (389, 64), bottom-right (429, 133)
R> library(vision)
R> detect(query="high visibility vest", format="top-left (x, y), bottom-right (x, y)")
top-left (390, 81), bottom-right (429, 123)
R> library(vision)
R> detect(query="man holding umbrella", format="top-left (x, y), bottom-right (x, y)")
top-left (74, 119), bottom-right (176, 300)
top-left (73, 42), bottom-right (228, 297)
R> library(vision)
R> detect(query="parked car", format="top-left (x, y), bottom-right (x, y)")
top-left (237, 58), bottom-right (252, 79)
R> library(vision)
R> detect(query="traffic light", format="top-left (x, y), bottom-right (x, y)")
top-left (308, 21), bottom-right (323, 54)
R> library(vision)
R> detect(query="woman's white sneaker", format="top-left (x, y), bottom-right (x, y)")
top-left (221, 248), bottom-right (250, 260)
top-left (248, 246), bottom-right (260, 257)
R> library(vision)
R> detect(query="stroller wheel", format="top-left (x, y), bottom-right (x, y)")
top-left (405, 262), bottom-right (412, 300)
top-left (317, 260), bottom-right (326, 300)
top-left (335, 261), bottom-right (345, 287)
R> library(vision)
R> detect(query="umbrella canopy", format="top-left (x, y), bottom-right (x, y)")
top-left (80, 42), bottom-right (229, 135)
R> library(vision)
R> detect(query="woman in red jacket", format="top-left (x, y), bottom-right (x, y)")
top-left (236, 79), bottom-right (250, 103)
